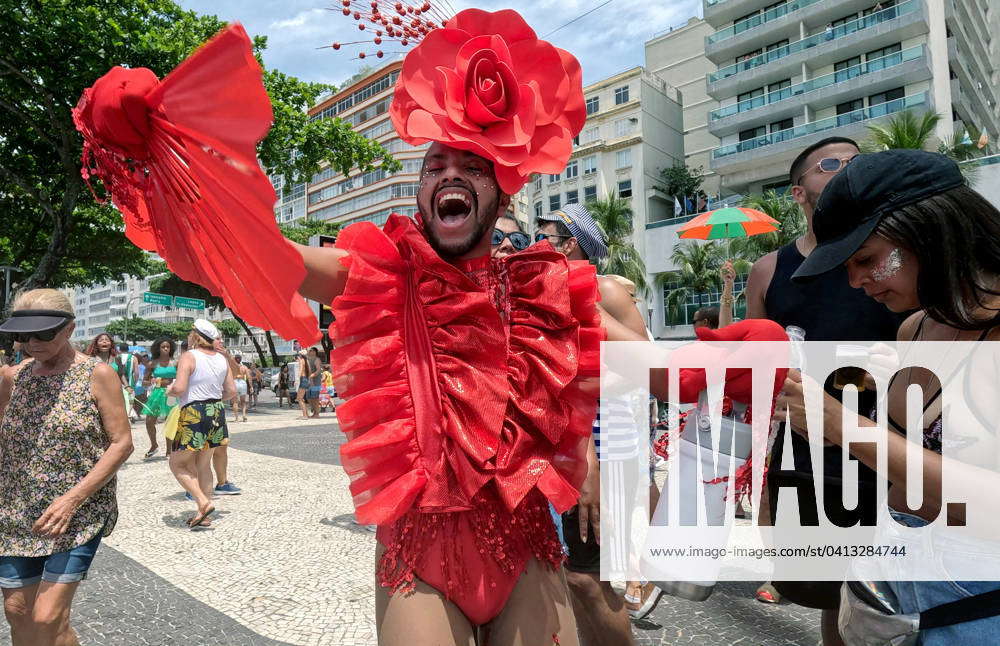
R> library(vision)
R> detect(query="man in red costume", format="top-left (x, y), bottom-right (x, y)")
top-left (72, 9), bottom-right (656, 644)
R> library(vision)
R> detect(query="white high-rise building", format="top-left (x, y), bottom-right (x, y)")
top-left (649, 0), bottom-right (998, 197)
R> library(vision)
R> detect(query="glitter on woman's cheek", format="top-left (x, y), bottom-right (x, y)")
top-left (871, 247), bottom-right (903, 281)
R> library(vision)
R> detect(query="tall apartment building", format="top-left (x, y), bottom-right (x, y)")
top-left (646, 18), bottom-right (723, 196)
top-left (305, 61), bottom-right (430, 228)
top-left (520, 66), bottom-right (685, 331)
top-left (649, 0), bottom-right (999, 197)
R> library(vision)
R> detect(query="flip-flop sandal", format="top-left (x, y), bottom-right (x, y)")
top-left (629, 584), bottom-right (665, 620)
top-left (755, 583), bottom-right (781, 604)
top-left (186, 516), bottom-right (212, 527)
top-left (187, 506), bottom-right (215, 530)
top-left (143, 447), bottom-right (159, 459)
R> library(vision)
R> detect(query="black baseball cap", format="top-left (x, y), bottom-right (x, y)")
top-left (792, 149), bottom-right (964, 282)
top-left (0, 309), bottom-right (74, 334)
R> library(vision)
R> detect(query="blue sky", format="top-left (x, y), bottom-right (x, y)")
top-left (176, 0), bottom-right (702, 88)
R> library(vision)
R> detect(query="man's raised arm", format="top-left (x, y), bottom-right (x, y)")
top-left (291, 242), bottom-right (351, 305)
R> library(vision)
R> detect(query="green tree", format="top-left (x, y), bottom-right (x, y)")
top-left (655, 163), bottom-right (704, 202)
top-left (657, 241), bottom-right (725, 326)
top-left (861, 109), bottom-right (941, 152)
top-left (105, 316), bottom-right (170, 343)
top-left (588, 194), bottom-right (648, 295)
top-left (0, 0), bottom-right (396, 309)
top-left (279, 220), bottom-right (342, 245)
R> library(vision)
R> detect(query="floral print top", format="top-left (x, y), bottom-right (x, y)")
top-left (0, 358), bottom-right (118, 556)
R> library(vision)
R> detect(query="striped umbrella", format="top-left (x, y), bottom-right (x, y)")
top-left (677, 206), bottom-right (779, 240)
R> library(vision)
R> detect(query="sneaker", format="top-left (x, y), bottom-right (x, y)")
top-left (214, 481), bottom-right (242, 495)
top-left (185, 492), bottom-right (194, 502)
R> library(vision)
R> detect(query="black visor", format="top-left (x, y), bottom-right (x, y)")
top-left (0, 309), bottom-right (75, 334)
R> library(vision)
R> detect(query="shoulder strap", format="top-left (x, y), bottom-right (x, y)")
top-left (920, 588), bottom-right (1000, 630)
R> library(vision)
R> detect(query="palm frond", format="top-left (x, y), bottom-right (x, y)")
top-left (861, 109), bottom-right (941, 152)
top-left (588, 194), bottom-right (649, 295)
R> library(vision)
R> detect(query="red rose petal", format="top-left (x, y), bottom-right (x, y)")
top-left (482, 81), bottom-right (535, 147)
top-left (438, 66), bottom-right (482, 132)
top-left (456, 34), bottom-right (513, 80)
top-left (448, 8), bottom-right (537, 45)
top-left (524, 122), bottom-right (571, 173)
top-left (398, 28), bottom-right (469, 115)
top-left (556, 47), bottom-right (586, 135)
top-left (508, 39), bottom-right (568, 125)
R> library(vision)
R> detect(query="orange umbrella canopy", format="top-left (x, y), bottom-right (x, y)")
top-left (677, 207), bottom-right (778, 240)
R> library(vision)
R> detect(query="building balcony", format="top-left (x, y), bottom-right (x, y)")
top-left (707, 0), bottom-right (927, 100)
top-left (705, 0), bottom-right (879, 64)
top-left (704, 0), bottom-right (781, 30)
top-left (711, 91), bottom-right (930, 172)
top-left (946, 12), bottom-right (999, 118)
top-left (708, 45), bottom-right (930, 137)
top-left (949, 40), bottom-right (998, 128)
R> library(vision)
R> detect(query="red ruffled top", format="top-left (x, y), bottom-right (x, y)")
top-left (330, 214), bottom-right (602, 526)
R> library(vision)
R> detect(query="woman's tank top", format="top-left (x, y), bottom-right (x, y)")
top-left (181, 350), bottom-right (229, 406)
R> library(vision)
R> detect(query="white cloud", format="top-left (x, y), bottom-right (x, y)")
top-left (269, 8), bottom-right (326, 31)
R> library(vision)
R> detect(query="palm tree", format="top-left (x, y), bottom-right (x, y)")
top-left (728, 190), bottom-right (805, 264)
top-left (861, 109), bottom-right (941, 152)
top-left (656, 241), bottom-right (724, 326)
top-left (588, 194), bottom-right (648, 295)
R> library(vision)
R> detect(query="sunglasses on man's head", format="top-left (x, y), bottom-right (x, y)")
top-left (11, 320), bottom-right (69, 343)
top-left (491, 228), bottom-right (531, 250)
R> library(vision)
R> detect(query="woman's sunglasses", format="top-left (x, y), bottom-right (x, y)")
top-left (11, 320), bottom-right (70, 343)
top-left (491, 228), bottom-right (531, 251)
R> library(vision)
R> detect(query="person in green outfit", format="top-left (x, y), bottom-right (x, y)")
top-left (141, 337), bottom-right (177, 459)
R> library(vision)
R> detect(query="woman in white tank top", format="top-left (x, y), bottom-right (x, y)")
top-left (166, 320), bottom-right (236, 529)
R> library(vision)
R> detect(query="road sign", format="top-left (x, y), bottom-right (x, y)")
top-left (143, 292), bottom-right (173, 306)
top-left (174, 296), bottom-right (206, 310)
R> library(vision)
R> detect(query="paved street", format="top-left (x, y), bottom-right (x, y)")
top-left (1, 392), bottom-right (819, 646)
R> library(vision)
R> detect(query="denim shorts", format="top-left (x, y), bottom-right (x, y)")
top-left (0, 532), bottom-right (102, 588)
top-left (887, 510), bottom-right (1000, 645)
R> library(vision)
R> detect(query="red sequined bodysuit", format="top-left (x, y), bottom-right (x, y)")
top-left (329, 215), bottom-right (602, 624)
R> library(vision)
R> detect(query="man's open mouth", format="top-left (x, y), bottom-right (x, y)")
top-left (434, 188), bottom-right (474, 228)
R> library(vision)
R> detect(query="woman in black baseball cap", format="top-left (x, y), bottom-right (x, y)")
top-left (781, 149), bottom-right (1000, 644)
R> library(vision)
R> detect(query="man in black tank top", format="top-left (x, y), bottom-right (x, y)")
top-left (743, 137), bottom-right (907, 641)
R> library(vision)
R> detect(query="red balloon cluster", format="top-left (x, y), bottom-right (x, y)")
top-left (324, 0), bottom-right (453, 60)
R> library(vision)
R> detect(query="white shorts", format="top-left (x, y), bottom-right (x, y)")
top-left (235, 380), bottom-right (248, 396)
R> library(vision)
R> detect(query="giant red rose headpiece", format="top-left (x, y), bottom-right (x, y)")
top-left (390, 8), bottom-right (586, 195)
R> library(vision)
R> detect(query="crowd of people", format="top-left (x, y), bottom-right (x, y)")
top-left (3, 8), bottom-right (1000, 646)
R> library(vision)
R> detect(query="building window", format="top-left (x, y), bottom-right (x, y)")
top-left (836, 98), bottom-right (865, 126)
top-left (583, 155), bottom-right (598, 174)
top-left (534, 201), bottom-right (542, 218)
top-left (868, 87), bottom-right (905, 117)
top-left (615, 86), bottom-right (630, 105)
top-left (585, 96), bottom-right (600, 115)
top-left (534, 175), bottom-right (542, 190)
top-left (565, 160), bottom-right (579, 179)
top-left (549, 194), bottom-right (561, 212)
top-left (834, 55), bottom-right (863, 81)
top-left (549, 173), bottom-right (561, 183)
top-left (767, 78), bottom-right (791, 101)
top-left (565, 190), bottom-right (579, 205)
top-left (770, 118), bottom-right (793, 143)
top-left (739, 126), bottom-right (766, 141)
top-left (617, 179), bottom-right (632, 198)
top-left (735, 49), bottom-right (762, 64)
top-left (580, 126), bottom-right (600, 144)
top-left (573, 135), bottom-right (580, 146)
top-left (616, 148), bottom-right (631, 168)
top-left (584, 185), bottom-right (598, 202)
top-left (865, 43), bottom-right (902, 71)
top-left (615, 119), bottom-right (634, 138)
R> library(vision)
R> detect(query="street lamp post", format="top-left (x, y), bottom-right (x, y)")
top-left (122, 295), bottom-right (143, 344)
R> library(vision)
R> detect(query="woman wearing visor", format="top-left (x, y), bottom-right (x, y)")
top-left (0, 289), bottom-right (133, 646)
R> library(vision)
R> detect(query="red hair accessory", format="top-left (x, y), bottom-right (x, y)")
top-left (72, 24), bottom-right (321, 344)
top-left (389, 8), bottom-right (586, 194)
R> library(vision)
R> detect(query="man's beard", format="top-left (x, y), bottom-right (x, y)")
top-left (423, 195), bottom-right (499, 259)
